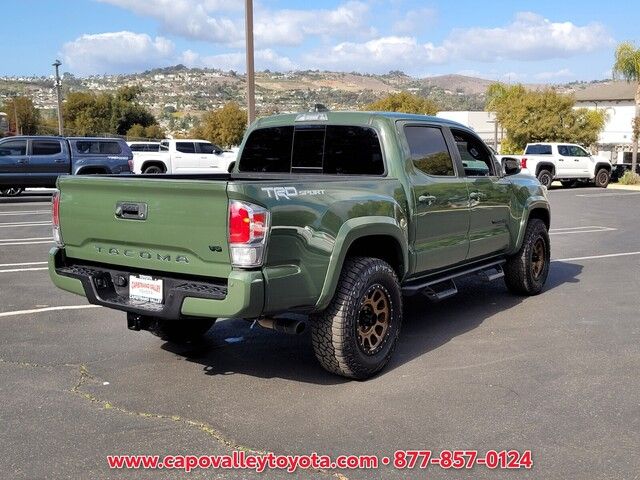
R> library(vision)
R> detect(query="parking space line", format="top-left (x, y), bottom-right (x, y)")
top-left (0, 237), bottom-right (51, 242)
top-left (0, 262), bottom-right (47, 267)
top-left (549, 226), bottom-right (616, 235)
top-left (0, 211), bottom-right (49, 216)
top-left (0, 240), bottom-right (52, 246)
top-left (0, 222), bottom-right (51, 228)
top-left (553, 251), bottom-right (640, 262)
top-left (0, 305), bottom-right (102, 318)
top-left (0, 267), bottom-right (49, 273)
top-left (576, 192), bottom-right (640, 197)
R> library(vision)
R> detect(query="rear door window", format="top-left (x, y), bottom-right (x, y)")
top-left (176, 142), bottom-right (196, 153)
top-left (32, 140), bottom-right (62, 156)
top-left (238, 125), bottom-right (384, 175)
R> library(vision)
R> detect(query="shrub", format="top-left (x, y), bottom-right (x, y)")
top-left (618, 171), bottom-right (640, 185)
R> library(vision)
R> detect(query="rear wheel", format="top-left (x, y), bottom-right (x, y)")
top-left (311, 257), bottom-right (402, 379)
top-left (143, 165), bottom-right (164, 174)
top-left (537, 170), bottom-right (553, 188)
top-left (504, 219), bottom-right (550, 295)
top-left (594, 168), bottom-right (610, 188)
top-left (151, 318), bottom-right (215, 343)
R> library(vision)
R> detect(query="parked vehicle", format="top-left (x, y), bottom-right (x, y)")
top-left (520, 143), bottom-right (611, 188)
top-left (0, 136), bottom-right (133, 189)
top-left (131, 139), bottom-right (236, 174)
top-left (127, 141), bottom-right (162, 152)
top-left (49, 112), bottom-right (551, 379)
top-left (0, 187), bottom-right (23, 197)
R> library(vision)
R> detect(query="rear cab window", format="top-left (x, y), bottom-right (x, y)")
top-left (239, 125), bottom-right (385, 175)
top-left (176, 142), bottom-right (196, 153)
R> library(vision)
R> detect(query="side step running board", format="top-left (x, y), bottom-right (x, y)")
top-left (402, 259), bottom-right (506, 298)
top-left (422, 279), bottom-right (458, 302)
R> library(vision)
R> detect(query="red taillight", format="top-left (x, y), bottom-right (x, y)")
top-left (229, 202), bottom-right (251, 243)
top-left (52, 191), bottom-right (60, 227)
top-left (228, 200), bottom-right (269, 267)
top-left (127, 159), bottom-right (134, 172)
top-left (520, 157), bottom-right (527, 169)
top-left (52, 190), bottom-right (63, 247)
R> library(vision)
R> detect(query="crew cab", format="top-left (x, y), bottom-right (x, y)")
top-left (520, 142), bottom-right (611, 188)
top-left (0, 136), bottom-right (132, 189)
top-left (131, 139), bottom-right (236, 174)
top-left (49, 112), bottom-right (551, 379)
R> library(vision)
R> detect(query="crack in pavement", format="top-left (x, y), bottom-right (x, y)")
top-left (1, 358), bottom-right (348, 479)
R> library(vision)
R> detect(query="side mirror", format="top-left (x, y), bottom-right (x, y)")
top-left (502, 158), bottom-right (521, 176)
top-left (227, 161), bottom-right (236, 173)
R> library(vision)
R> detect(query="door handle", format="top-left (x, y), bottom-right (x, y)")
top-left (418, 195), bottom-right (437, 205)
top-left (55, 159), bottom-right (66, 163)
top-left (469, 191), bottom-right (487, 201)
top-left (574, 159), bottom-right (580, 162)
top-left (558, 159), bottom-right (564, 162)
top-left (17, 159), bottom-right (28, 164)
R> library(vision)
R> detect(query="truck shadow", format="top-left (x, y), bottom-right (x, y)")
top-left (162, 261), bottom-right (582, 385)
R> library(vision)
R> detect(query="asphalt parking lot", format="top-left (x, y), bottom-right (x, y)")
top-left (1, 186), bottom-right (639, 479)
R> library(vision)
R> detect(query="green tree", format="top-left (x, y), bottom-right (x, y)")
top-left (126, 123), bottom-right (146, 139)
top-left (364, 92), bottom-right (438, 115)
top-left (486, 83), bottom-right (606, 153)
top-left (192, 102), bottom-right (247, 147)
top-left (2, 96), bottom-right (40, 135)
top-left (63, 86), bottom-right (159, 137)
top-left (613, 41), bottom-right (640, 173)
top-left (143, 124), bottom-right (166, 139)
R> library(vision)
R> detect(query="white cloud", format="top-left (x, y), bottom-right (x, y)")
top-left (444, 12), bottom-right (612, 62)
top-left (392, 8), bottom-right (437, 35)
top-left (534, 68), bottom-right (573, 80)
top-left (307, 36), bottom-right (447, 73)
top-left (181, 49), bottom-right (296, 72)
top-left (61, 32), bottom-right (174, 74)
top-left (98, 0), bottom-right (373, 47)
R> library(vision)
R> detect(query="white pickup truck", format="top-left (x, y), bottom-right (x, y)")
top-left (131, 139), bottom-right (236, 174)
top-left (520, 143), bottom-right (611, 188)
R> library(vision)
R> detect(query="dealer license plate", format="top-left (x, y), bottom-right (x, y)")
top-left (129, 275), bottom-right (163, 304)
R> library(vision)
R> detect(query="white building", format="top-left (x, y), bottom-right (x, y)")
top-left (573, 82), bottom-right (636, 164)
top-left (436, 111), bottom-right (504, 149)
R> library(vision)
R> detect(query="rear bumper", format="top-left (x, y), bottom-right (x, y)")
top-left (48, 248), bottom-right (264, 319)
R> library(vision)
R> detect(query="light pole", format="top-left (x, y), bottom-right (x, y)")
top-left (52, 59), bottom-right (64, 136)
top-left (245, 0), bottom-right (256, 125)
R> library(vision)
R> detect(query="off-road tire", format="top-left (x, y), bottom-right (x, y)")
top-left (311, 257), bottom-right (402, 380)
top-left (537, 170), bottom-right (553, 188)
top-left (504, 219), bottom-right (550, 296)
top-left (594, 168), bottom-right (610, 188)
top-left (152, 318), bottom-right (215, 343)
top-left (143, 165), bottom-right (164, 174)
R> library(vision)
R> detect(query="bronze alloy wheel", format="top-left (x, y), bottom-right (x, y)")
top-left (531, 238), bottom-right (546, 279)
top-left (357, 284), bottom-right (392, 355)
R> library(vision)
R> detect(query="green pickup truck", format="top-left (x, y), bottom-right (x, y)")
top-left (49, 112), bottom-right (550, 379)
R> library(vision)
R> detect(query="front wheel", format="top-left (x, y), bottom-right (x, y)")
top-left (504, 219), bottom-right (550, 295)
top-left (311, 257), bottom-right (402, 379)
top-left (594, 168), bottom-right (610, 188)
top-left (537, 170), bottom-right (553, 188)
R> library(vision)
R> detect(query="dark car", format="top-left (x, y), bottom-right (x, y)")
top-left (0, 136), bottom-right (133, 189)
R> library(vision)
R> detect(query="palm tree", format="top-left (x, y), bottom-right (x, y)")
top-left (613, 42), bottom-right (640, 173)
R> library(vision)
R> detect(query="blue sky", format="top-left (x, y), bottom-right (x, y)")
top-left (0, 0), bottom-right (635, 82)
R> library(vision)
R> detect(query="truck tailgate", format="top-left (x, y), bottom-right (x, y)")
top-left (57, 176), bottom-right (231, 279)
